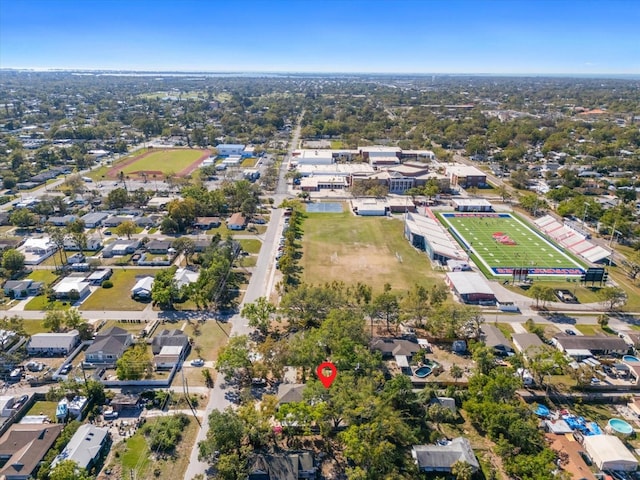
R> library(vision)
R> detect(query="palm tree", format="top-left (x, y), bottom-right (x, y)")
top-left (451, 460), bottom-right (473, 480)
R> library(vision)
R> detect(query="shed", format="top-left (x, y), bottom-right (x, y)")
top-left (582, 434), bottom-right (638, 471)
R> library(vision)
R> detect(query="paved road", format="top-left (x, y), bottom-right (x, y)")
top-left (182, 113), bottom-right (303, 480)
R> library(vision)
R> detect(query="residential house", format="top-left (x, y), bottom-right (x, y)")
top-left (0, 424), bottom-right (64, 480)
top-left (480, 325), bottom-right (514, 356)
top-left (102, 239), bottom-right (140, 257)
top-left (370, 337), bottom-right (421, 359)
top-left (18, 237), bottom-right (57, 265)
top-left (80, 212), bottom-right (109, 228)
top-left (552, 334), bottom-right (629, 359)
top-left (248, 452), bottom-right (317, 480)
top-left (131, 276), bottom-right (154, 300)
top-left (67, 252), bottom-right (85, 264)
top-left (134, 216), bottom-right (156, 229)
top-left (174, 267), bottom-right (199, 289)
top-left (110, 393), bottom-right (140, 412)
top-left (153, 345), bottom-right (185, 370)
top-left (227, 212), bottom-right (246, 230)
top-left (193, 216), bottom-right (221, 229)
top-left (27, 330), bottom-right (80, 356)
top-left (277, 384), bottom-right (305, 406)
top-left (52, 275), bottom-right (91, 299)
top-left (86, 268), bottom-right (112, 286)
top-left (145, 239), bottom-right (171, 254)
top-left (512, 333), bottom-right (546, 359)
top-left (151, 329), bottom-right (190, 355)
top-left (411, 437), bottom-right (479, 473)
top-left (64, 234), bottom-right (102, 251)
top-left (103, 216), bottom-right (128, 228)
top-left (84, 326), bottom-right (132, 365)
top-left (51, 424), bottom-right (109, 472)
top-left (193, 238), bottom-right (212, 252)
top-left (46, 215), bottom-right (76, 227)
top-left (3, 279), bottom-right (44, 299)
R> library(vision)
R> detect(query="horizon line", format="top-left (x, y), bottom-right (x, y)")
top-left (1, 67), bottom-right (639, 79)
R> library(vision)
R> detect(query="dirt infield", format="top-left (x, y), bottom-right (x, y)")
top-left (106, 148), bottom-right (211, 179)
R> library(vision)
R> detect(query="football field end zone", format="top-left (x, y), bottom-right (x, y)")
top-left (439, 212), bottom-right (585, 277)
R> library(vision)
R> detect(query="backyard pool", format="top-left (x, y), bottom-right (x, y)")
top-left (623, 355), bottom-right (640, 364)
top-left (414, 366), bottom-right (432, 378)
top-left (608, 418), bottom-right (634, 435)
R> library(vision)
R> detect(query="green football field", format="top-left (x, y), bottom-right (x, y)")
top-left (439, 213), bottom-right (585, 277)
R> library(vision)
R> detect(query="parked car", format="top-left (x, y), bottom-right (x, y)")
top-left (60, 364), bottom-right (72, 375)
top-left (565, 329), bottom-right (576, 335)
top-left (190, 358), bottom-right (205, 367)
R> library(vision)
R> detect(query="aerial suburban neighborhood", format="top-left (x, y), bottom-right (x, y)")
top-left (0, 5), bottom-right (639, 478)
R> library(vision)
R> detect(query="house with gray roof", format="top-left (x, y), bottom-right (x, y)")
top-left (553, 333), bottom-right (628, 358)
top-left (248, 451), bottom-right (317, 480)
top-left (512, 333), bottom-right (546, 359)
top-left (27, 330), bottom-right (79, 356)
top-left (47, 215), bottom-right (76, 227)
top-left (80, 212), bottom-right (109, 228)
top-left (370, 337), bottom-right (421, 359)
top-left (480, 324), bottom-right (513, 356)
top-left (51, 424), bottom-right (109, 471)
top-left (3, 279), bottom-right (44, 299)
top-left (151, 329), bottom-right (190, 355)
top-left (411, 437), bottom-right (479, 473)
top-left (85, 327), bottom-right (132, 365)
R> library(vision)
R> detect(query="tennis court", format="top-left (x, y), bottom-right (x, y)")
top-left (306, 202), bottom-right (344, 213)
top-left (439, 212), bottom-right (585, 276)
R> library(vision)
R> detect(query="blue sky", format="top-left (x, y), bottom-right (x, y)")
top-left (1, 0), bottom-right (638, 74)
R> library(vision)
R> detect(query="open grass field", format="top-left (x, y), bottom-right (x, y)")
top-left (301, 212), bottom-right (444, 293)
top-left (106, 148), bottom-right (210, 179)
top-left (438, 212), bottom-right (585, 277)
top-left (108, 416), bottom-right (199, 480)
top-left (80, 269), bottom-right (158, 311)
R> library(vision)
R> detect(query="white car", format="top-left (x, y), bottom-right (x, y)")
top-left (191, 359), bottom-right (205, 367)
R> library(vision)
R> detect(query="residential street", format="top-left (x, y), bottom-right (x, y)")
top-left (181, 112), bottom-right (302, 480)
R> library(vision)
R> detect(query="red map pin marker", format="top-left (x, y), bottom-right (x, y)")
top-left (316, 361), bottom-right (337, 389)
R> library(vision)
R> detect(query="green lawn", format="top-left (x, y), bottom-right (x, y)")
top-left (26, 401), bottom-right (58, 420)
top-left (184, 319), bottom-right (232, 362)
top-left (503, 282), bottom-right (603, 304)
top-left (22, 320), bottom-right (49, 335)
top-left (80, 269), bottom-right (158, 311)
top-left (574, 324), bottom-right (613, 336)
top-left (241, 157), bottom-right (258, 167)
top-left (98, 319), bottom-right (148, 335)
top-left (110, 416), bottom-right (199, 480)
top-left (438, 212), bottom-right (585, 278)
top-left (27, 270), bottom-right (58, 285)
top-left (119, 148), bottom-right (206, 176)
top-left (238, 239), bottom-right (262, 254)
top-left (24, 296), bottom-right (72, 311)
top-left (301, 212), bottom-right (445, 293)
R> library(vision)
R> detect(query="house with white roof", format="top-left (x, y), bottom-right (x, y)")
top-left (174, 268), bottom-right (199, 289)
top-left (131, 276), bottom-right (154, 299)
top-left (53, 276), bottom-right (91, 300)
top-left (18, 237), bottom-right (57, 265)
top-left (216, 144), bottom-right (245, 156)
top-left (51, 424), bottom-right (109, 472)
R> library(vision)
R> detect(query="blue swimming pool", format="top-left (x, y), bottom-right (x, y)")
top-left (415, 366), bottom-right (432, 378)
top-left (623, 355), bottom-right (640, 363)
top-left (608, 418), bottom-right (634, 435)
